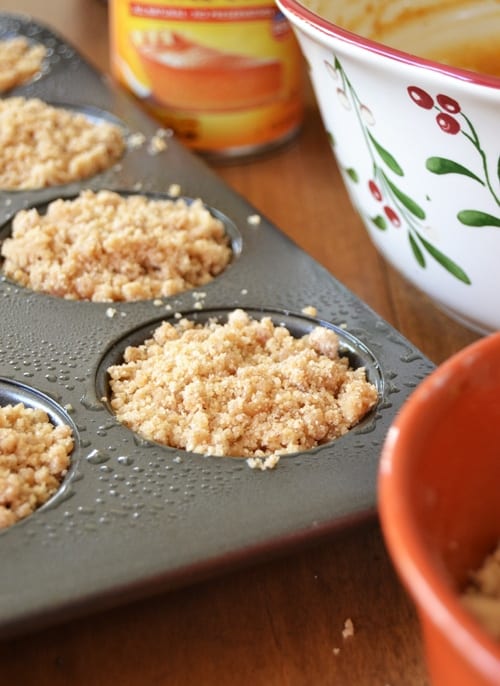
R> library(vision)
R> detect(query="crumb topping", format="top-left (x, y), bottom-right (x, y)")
top-left (0, 37), bottom-right (46, 93)
top-left (0, 403), bottom-right (73, 530)
top-left (107, 309), bottom-right (378, 458)
top-left (0, 97), bottom-right (125, 189)
top-left (1, 189), bottom-right (232, 301)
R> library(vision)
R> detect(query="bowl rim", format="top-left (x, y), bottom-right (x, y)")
top-left (378, 332), bottom-right (500, 679)
top-left (277, 0), bottom-right (500, 91)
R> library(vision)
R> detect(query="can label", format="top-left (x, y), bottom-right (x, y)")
top-left (109, 0), bottom-right (304, 154)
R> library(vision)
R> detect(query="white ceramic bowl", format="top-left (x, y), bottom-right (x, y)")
top-left (276, 0), bottom-right (500, 334)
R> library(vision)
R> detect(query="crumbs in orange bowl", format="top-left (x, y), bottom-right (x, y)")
top-left (461, 541), bottom-right (500, 640)
top-left (1, 189), bottom-right (232, 301)
top-left (0, 37), bottom-right (46, 93)
top-left (0, 403), bottom-right (73, 530)
top-left (107, 309), bottom-right (378, 459)
top-left (0, 97), bottom-right (125, 190)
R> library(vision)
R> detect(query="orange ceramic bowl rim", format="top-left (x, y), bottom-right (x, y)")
top-left (378, 332), bottom-right (500, 681)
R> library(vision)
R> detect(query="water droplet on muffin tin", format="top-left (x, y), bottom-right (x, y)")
top-left (77, 505), bottom-right (95, 515)
top-left (86, 449), bottom-right (110, 465)
top-left (117, 455), bottom-right (133, 466)
top-left (80, 394), bottom-right (105, 411)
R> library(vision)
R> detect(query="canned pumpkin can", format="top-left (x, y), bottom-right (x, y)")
top-left (109, 0), bottom-right (304, 157)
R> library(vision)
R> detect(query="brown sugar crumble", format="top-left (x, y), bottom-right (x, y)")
top-left (461, 541), bottom-right (500, 639)
top-left (107, 309), bottom-right (378, 458)
top-left (0, 37), bottom-right (46, 93)
top-left (342, 617), bottom-right (355, 639)
top-left (1, 189), bottom-right (232, 301)
top-left (0, 403), bottom-right (73, 530)
top-left (0, 97), bottom-right (125, 190)
top-left (302, 305), bottom-right (318, 317)
top-left (246, 454), bottom-right (281, 471)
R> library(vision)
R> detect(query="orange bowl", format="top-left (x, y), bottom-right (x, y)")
top-left (378, 332), bottom-right (500, 685)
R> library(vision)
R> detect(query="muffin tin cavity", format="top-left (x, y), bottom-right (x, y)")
top-left (0, 98), bottom-right (126, 192)
top-left (0, 191), bottom-right (242, 301)
top-left (0, 14), bottom-right (78, 91)
top-left (0, 10), bottom-right (435, 641)
top-left (96, 308), bottom-right (383, 456)
top-left (0, 35), bottom-right (48, 93)
top-left (0, 377), bottom-right (80, 526)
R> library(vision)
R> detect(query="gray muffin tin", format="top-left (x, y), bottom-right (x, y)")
top-left (0, 12), bottom-right (434, 640)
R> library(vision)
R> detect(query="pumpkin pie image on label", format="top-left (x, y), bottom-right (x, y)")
top-left (132, 30), bottom-right (283, 111)
top-left (109, 0), bottom-right (304, 154)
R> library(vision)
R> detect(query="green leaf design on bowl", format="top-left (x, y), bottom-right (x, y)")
top-left (367, 131), bottom-right (404, 176)
top-left (382, 172), bottom-right (426, 220)
top-left (371, 215), bottom-right (387, 230)
top-left (327, 56), bottom-right (471, 285)
top-left (409, 233), bottom-right (425, 267)
top-left (426, 157), bottom-right (484, 184)
top-left (417, 234), bottom-right (471, 284)
top-left (458, 210), bottom-right (500, 227)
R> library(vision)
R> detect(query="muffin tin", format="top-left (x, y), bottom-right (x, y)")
top-left (0, 12), bottom-right (434, 639)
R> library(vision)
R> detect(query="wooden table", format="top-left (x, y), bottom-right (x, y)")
top-left (0, 1), bottom-right (480, 684)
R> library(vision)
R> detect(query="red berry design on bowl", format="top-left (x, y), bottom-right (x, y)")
top-left (436, 94), bottom-right (461, 113)
top-left (436, 112), bottom-right (461, 134)
top-left (327, 58), bottom-right (473, 282)
top-left (406, 84), bottom-right (499, 233)
top-left (384, 206), bottom-right (401, 227)
top-left (369, 180), bottom-right (382, 201)
top-left (407, 86), bottom-right (434, 109)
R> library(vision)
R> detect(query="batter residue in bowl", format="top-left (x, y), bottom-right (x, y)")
top-left (461, 541), bottom-right (500, 640)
